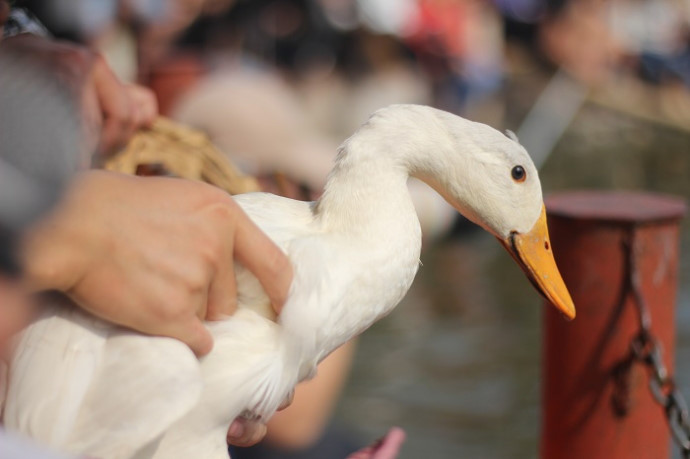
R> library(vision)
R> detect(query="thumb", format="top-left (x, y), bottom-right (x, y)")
top-left (174, 318), bottom-right (213, 357)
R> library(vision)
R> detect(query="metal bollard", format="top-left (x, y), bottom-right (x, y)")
top-left (541, 191), bottom-right (687, 459)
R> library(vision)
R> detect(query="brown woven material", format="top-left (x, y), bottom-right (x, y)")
top-left (103, 117), bottom-right (260, 195)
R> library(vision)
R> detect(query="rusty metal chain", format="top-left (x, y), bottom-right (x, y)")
top-left (625, 229), bottom-right (690, 458)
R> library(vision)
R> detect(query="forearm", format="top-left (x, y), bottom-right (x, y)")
top-left (19, 172), bottom-right (101, 294)
top-left (19, 171), bottom-right (113, 292)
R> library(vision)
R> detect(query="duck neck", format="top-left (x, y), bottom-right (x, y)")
top-left (314, 132), bottom-right (420, 237)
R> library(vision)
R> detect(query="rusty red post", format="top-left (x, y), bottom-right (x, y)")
top-left (541, 191), bottom-right (687, 459)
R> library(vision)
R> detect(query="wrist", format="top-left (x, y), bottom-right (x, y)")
top-left (18, 174), bottom-right (98, 293)
top-left (19, 215), bottom-right (78, 293)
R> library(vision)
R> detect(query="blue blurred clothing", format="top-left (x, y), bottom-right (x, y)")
top-left (639, 48), bottom-right (690, 88)
top-left (3, 7), bottom-right (49, 38)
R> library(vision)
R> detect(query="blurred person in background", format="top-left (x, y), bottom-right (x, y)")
top-left (498, 0), bottom-right (690, 87)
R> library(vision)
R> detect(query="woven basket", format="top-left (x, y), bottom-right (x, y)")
top-left (103, 117), bottom-right (260, 195)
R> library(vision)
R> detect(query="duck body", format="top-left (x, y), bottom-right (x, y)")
top-left (2, 105), bottom-right (574, 458)
top-left (155, 181), bottom-right (422, 458)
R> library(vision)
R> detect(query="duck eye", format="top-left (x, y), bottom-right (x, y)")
top-left (511, 165), bottom-right (526, 182)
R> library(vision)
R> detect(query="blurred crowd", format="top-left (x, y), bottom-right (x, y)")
top-left (22, 0), bottom-right (690, 151)
top-left (35, 0), bottom-right (690, 235)
top-left (92, 0), bottom-right (690, 120)
top-left (1, 1), bottom-right (689, 458)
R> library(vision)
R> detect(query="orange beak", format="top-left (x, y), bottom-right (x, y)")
top-left (499, 205), bottom-right (575, 320)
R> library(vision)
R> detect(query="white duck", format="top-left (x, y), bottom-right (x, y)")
top-left (2, 105), bottom-right (574, 459)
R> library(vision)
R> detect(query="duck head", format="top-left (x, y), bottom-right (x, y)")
top-left (375, 105), bottom-right (575, 319)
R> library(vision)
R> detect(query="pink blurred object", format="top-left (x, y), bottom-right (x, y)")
top-left (347, 427), bottom-right (406, 459)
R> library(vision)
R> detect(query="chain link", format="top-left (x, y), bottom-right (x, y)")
top-left (625, 229), bottom-right (690, 458)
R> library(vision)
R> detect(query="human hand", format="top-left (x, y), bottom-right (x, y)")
top-left (20, 171), bottom-right (293, 355)
top-left (0, 34), bottom-right (157, 157)
top-left (226, 418), bottom-right (268, 447)
top-left (347, 428), bottom-right (406, 459)
top-left (87, 58), bottom-right (158, 155)
top-left (226, 387), bottom-right (294, 447)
